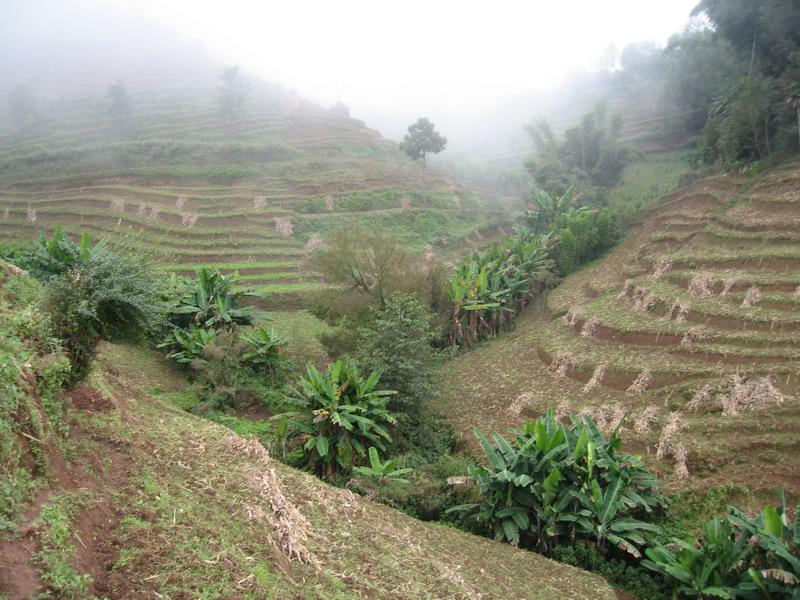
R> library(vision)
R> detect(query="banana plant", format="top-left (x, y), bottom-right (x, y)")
top-left (449, 409), bottom-right (663, 554)
top-left (166, 266), bottom-right (254, 329)
top-left (570, 475), bottom-right (661, 558)
top-left (727, 490), bottom-right (800, 598)
top-left (449, 232), bottom-right (551, 346)
top-left (643, 517), bottom-right (751, 598)
top-left (279, 359), bottom-right (397, 480)
top-left (158, 325), bottom-right (217, 364)
top-left (353, 447), bottom-right (413, 483)
top-left (15, 226), bottom-right (100, 280)
top-left (643, 492), bottom-right (800, 599)
top-left (240, 325), bottom-right (287, 378)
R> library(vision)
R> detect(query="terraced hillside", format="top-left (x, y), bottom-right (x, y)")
top-left (0, 323), bottom-right (613, 597)
top-left (438, 159), bottom-right (800, 505)
top-left (0, 88), bottom-right (515, 305)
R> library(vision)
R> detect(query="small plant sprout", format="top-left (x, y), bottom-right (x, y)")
top-left (353, 447), bottom-right (413, 483)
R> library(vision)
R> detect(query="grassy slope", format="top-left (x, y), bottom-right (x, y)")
top-left (1, 336), bottom-right (614, 599)
top-left (0, 88), bottom-right (518, 306)
top-left (436, 159), bottom-right (800, 510)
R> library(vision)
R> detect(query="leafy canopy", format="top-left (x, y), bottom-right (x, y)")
top-left (399, 117), bottom-right (447, 164)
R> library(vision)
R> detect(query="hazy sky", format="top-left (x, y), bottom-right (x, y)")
top-left (107, 0), bottom-right (699, 114)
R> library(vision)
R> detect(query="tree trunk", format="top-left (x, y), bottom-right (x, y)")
top-left (796, 107), bottom-right (800, 151)
top-left (748, 25), bottom-right (758, 75)
top-left (764, 116), bottom-right (771, 157)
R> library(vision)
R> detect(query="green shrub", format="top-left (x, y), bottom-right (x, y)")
top-left (44, 245), bottom-right (160, 383)
top-left (0, 262), bottom-right (71, 531)
top-left (453, 409), bottom-right (665, 556)
top-left (550, 207), bottom-right (617, 276)
top-left (14, 226), bottom-right (92, 281)
top-left (553, 542), bottom-right (669, 600)
top-left (354, 292), bottom-right (438, 411)
top-left (350, 452), bottom-right (482, 525)
top-left (239, 325), bottom-right (288, 380)
top-left (186, 328), bottom-right (285, 410)
top-left (280, 359), bottom-right (397, 479)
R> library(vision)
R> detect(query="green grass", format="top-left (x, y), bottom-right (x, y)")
top-left (608, 148), bottom-right (693, 217)
top-left (33, 493), bottom-right (94, 598)
top-left (266, 310), bottom-right (331, 367)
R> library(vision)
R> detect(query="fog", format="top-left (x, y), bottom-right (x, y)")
top-left (1, 0), bottom-right (698, 158)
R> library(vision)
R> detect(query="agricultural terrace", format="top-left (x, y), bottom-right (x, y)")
top-left (438, 159), bottom-right (800, 509)
top-left (0, 88), bottom-right (517, 307)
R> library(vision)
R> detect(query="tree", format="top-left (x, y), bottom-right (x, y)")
top-left (107, 80), bottom-right (130, 117)
top-left (525, 103), bottom-right (634, 200)
top-left (662, 27), bottom-right (739, 134)
top-left (45, 245), bottom-right (160, 383)
top-left (692, 0), bottom-right (800, 77)
top-left (787, 86), bottom-right (800, 151)
top-left (689, 0), bottom-right (800, 161)
top-left (399, 117), bottom-right (447, 165)
top-left (7, 85), bottom-right (35, 132)
top-left (217, 65), bottom-right (247, 121)
top-left (316, 225), bottom-right (411, 306)
top-left (106, 80), bottom-right (132, 135)
top-left (354, 292), bottom-right (437, 410)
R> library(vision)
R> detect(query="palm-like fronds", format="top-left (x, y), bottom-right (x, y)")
top-left (279, 359), bottom-right (397, 479)
top-left (449, 409), bottom-right (665, 555)
top-left (449, 232), bottom-right (553, 346)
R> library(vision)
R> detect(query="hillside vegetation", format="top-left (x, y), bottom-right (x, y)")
top-left (437, 159), bottom-right (800, 507)
top-left (0, 85), bottom-right (515, 306)
top-left (0, 263), bottom-right (613, 599)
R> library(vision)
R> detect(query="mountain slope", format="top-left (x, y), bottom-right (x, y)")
top-left (0, 86), bottom-right (516, 305)
top-left (0, 330), bottom-right (614, 598)
top-left (436, 159), bottom-right (800, 505)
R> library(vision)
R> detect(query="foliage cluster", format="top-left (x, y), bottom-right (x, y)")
top-left (0, 261), bottom-right (71, 531)
top-left (399, 117), bottom-right (447, 165)
top-left (668, 0), bottom-right (800, 165)
top-left (349, 452), bottom-right (482, 525)
top-left (549, 206), bottom-right (617, 275)
top-left (8, 227), bottom-right (161, 383)
top-left (158, 266), bottom-right (288, 410)
top-left (644, 491), bottom-right (800, 599)
top-left (45, 244), bottom-right (161, 383)
top-left (448, 231), bottom-right (553, 346)
top-left (280, 359), bottom-right (396, 480)
top-left (453, 409), bottom-right (665, 557)
top-left (525, 102), bottom-right (638, 202)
